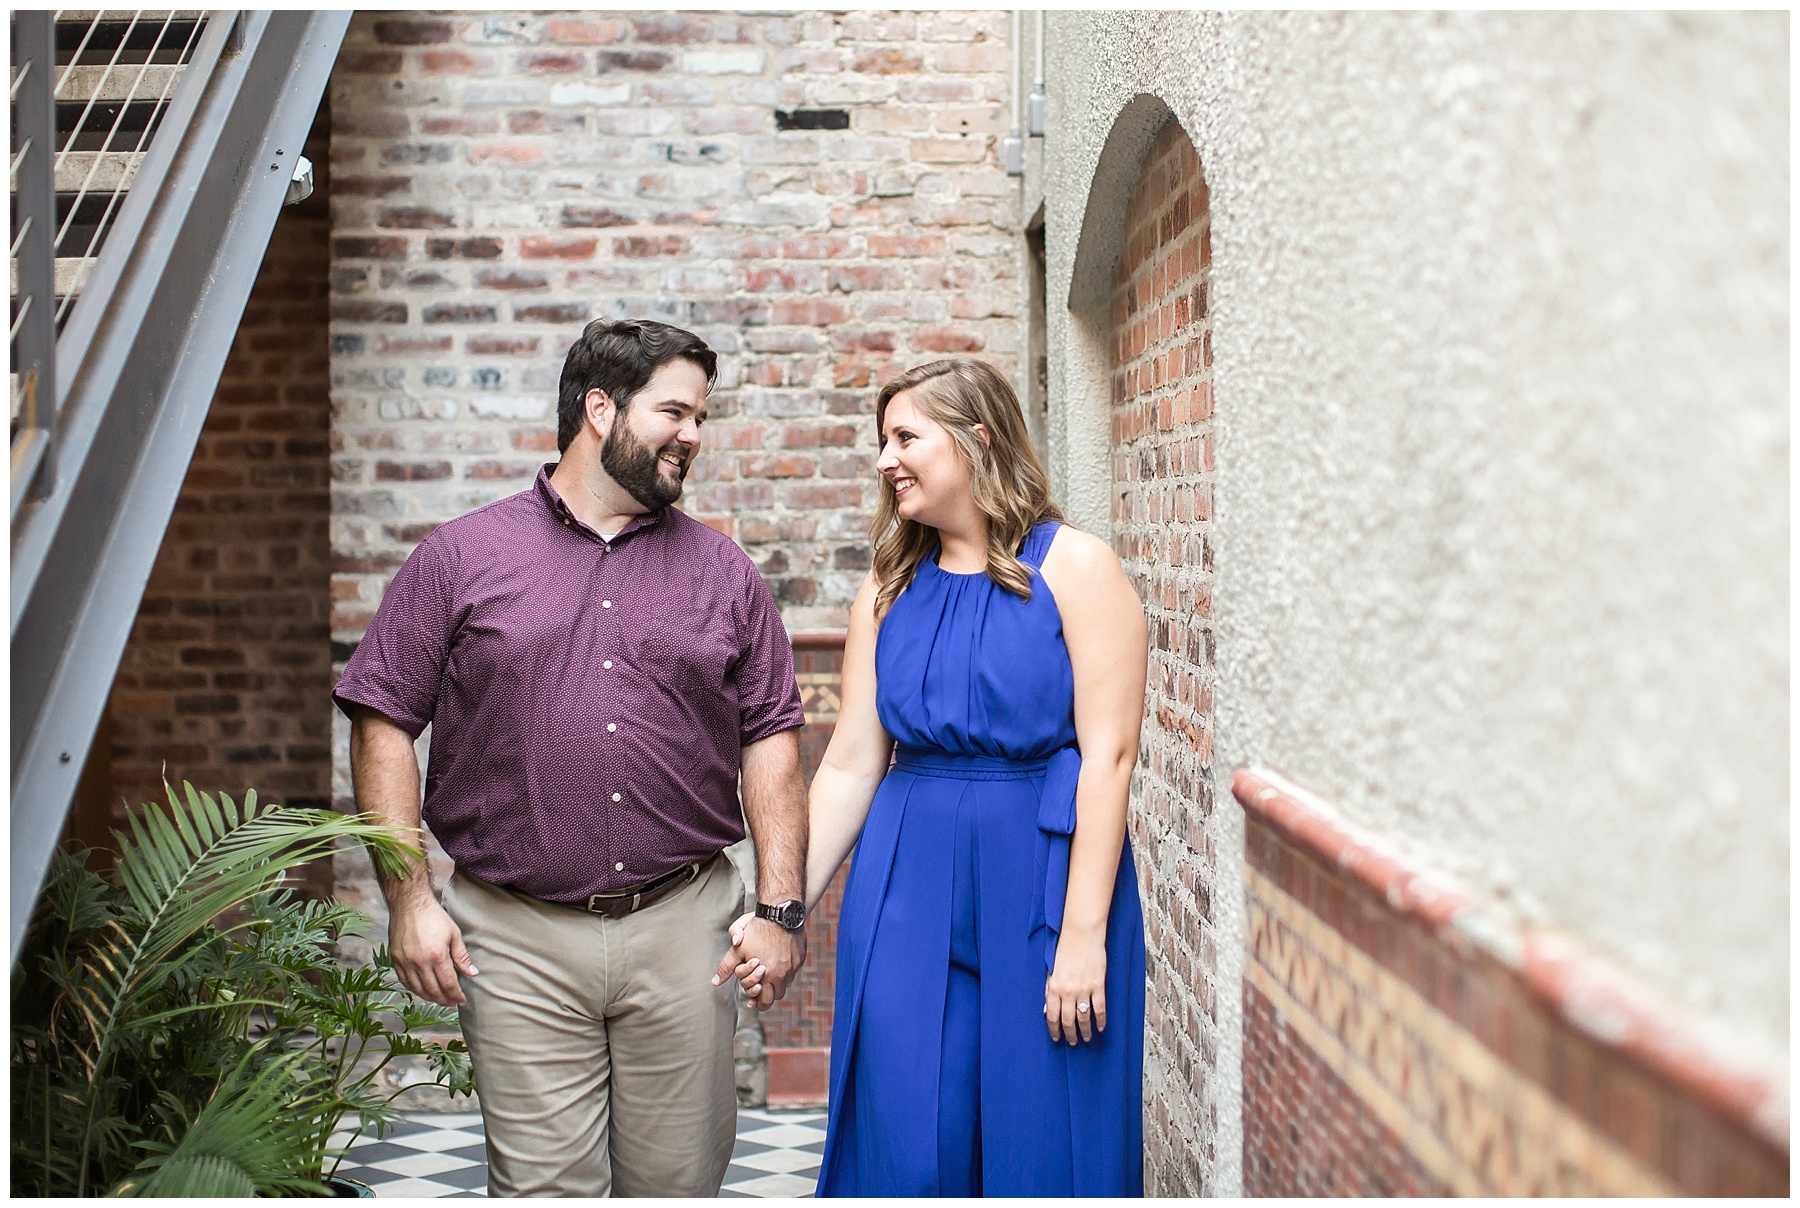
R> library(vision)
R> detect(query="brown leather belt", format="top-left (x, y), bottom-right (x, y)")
top-left (580, 858), bottom-right (705, 919)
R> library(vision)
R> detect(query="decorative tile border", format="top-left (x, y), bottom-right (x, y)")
top-left (1248, 867), bottom-right (1671, 1194)
top-left (1235, 766), bottom-right (1787, 1197)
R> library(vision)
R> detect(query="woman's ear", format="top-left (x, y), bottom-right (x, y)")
top-left (972, 422), bottom-right (992, 452)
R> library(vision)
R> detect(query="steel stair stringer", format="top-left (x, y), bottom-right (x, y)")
top-left (11, 10), bottom-right (351, 956)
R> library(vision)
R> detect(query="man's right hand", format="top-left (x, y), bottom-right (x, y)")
top-left (389, 894), bottom-right (479, 1006)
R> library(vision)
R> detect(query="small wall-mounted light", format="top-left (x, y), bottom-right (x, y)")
top-left (284, 155), bottom-right (313, 205)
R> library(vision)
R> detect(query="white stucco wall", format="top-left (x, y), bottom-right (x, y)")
top-left (1037, 11), bottom-right (1788, 1179)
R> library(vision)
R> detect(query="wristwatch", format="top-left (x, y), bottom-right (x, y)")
top-left (756, 899), bottom-right (806, 931)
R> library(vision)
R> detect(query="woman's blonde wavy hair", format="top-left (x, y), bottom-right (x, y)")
top-left (871, 359), bottom-right (1063, 620)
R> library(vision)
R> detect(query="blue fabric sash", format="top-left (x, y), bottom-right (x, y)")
top-left (894, 744), bottom-right (1081, 972)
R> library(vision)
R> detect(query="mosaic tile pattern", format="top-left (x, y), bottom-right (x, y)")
top-left (329, 1107), bottom-right (826, 1197)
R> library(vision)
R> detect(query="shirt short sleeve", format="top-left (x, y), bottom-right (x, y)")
top-left (331, 533), bottom-right (457, 737)
top-left (732, 556), bottom-right (807, 746)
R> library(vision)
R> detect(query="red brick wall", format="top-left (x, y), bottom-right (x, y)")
top-left (103, 111), bottom-right (334, 883)
top-left (326, 9), bottom-right (1020, 643)
top-left (761, 636), bottom-right (850, 1054)
top-left (1111, 118), bottom-right (1219, 1194)
top-left (1238, 770), bottom-right (1788, 1197)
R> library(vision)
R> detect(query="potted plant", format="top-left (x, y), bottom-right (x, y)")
top-left (10, 782), bottom-right (475, 1197)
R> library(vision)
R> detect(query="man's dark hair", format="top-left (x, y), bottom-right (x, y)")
top-left (557, 318), bottom-right (719, 452)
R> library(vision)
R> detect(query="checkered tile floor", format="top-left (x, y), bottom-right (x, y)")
top-left (328, 1107), bottom-right (826, 1198)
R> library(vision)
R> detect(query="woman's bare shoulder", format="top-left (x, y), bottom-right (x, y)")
top-left (1039, 524), bottom-right (1139, 627)
top-left (1041, 522), bottom-right (1124, 579)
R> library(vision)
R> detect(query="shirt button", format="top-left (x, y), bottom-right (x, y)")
top-left (603, 660), bottom-right (613, 669)
top-left (602, 600), bottom-right (612, 608)
top-left (607, 723), bottom-right (617, 733)
top-left (612, 792), bottom-right (622, 802)
top-left (615, 862), bottom-right (625, 872)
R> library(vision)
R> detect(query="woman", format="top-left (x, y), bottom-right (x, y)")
top-left (733, 359), bottom-right (1148, 1196)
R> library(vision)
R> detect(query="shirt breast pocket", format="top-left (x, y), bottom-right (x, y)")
top-left (626, 622), bottom-right (737, 699)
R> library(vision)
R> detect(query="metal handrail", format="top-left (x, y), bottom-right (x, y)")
top-left (11, 10), bottom-right (58, 512)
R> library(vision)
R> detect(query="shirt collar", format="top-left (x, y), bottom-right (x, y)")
top-left (535, 463), bottom-right (664, 542)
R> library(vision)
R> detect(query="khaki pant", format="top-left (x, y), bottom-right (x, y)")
top-left (443, 855), bottom-right (742, 1197)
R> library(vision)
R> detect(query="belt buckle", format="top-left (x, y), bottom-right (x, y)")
top-left (583, 860), bottom-right (697, 917)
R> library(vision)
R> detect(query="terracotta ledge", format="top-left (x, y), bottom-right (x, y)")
top-left (765, 1046), bottom-right (830, 1109)
top-left (1232, 766), bottom-right (1789, 1152)
top-left (790, 629), bottom-right (847, 650)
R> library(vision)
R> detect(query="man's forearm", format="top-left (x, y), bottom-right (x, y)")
top-left (740, 729), bottom-right (807, 904)
top-left (348, 709), bottom-right (435, 909)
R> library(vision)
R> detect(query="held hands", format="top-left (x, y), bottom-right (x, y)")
top-left (711, 911), bottom-right (807, 1010)
top-left (388, 894), bottom-right (479, 1007)
top-left (1045, 926), bottom-right (1107, 1045)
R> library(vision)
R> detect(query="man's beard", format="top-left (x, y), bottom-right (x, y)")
top-left (601, 411), bottom-right (688, 511)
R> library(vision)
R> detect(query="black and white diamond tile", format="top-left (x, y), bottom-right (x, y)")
top-left (328, 1112), bottom-right (489, 1198)
top-left (721, 1108), bottom-right (826, 1198)
top-left (329, 1107), bottom-right (826, 1198)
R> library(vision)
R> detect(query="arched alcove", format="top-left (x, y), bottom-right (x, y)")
top-left (1049, 92), bottom-right (1186, 538)
top-left (1103, 106), bottom-right (1223, 1198)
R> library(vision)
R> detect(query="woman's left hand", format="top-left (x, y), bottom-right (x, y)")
top-left (1044, 927), bottom-right (1107, 1045)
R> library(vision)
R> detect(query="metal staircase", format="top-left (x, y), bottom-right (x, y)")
top-left (10, 9), bottom-right (348, 955)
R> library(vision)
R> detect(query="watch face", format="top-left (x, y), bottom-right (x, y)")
top-left (763, 900), bottom-right (804, 929)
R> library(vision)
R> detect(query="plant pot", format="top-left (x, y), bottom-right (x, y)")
top-left (322, 1174), bottom-right (375, 1198)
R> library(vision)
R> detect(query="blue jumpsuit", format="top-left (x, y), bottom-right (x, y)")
top-left (819, 520), bottom-right (1146, 1197)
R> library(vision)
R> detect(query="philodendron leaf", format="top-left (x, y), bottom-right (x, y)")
top-left (427, 1041), bottom-right (476, 1096)
top-left (397, 1001), bottom-right (460, 1031)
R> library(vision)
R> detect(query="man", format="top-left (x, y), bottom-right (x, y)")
top-left (333, 318), bottom-right (810, 1197)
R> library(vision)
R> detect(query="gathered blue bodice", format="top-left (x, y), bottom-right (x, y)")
top-left (874, 520), bottom-right (1075, 761)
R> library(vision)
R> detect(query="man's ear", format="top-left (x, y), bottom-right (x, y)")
top-left (586, 387), bottom-right (616, 439)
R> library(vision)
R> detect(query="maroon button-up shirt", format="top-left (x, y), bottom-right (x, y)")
top-left (332, 465), bottom-right (805, 902)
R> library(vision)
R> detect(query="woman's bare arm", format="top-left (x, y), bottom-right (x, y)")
top-left (719, 572), bottom-right (894, 999)
top-left (802, 571), bottom-right (894, 911)
top-left (1038, 524), bottom-right (1149, 1044)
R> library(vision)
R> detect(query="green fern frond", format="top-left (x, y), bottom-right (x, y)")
top-left (111, 1153), bottom-right (259, 1198)
top-left (118, 1048), bottom-right (329, 1197)
top-left (60, 785), bottom-right (416, 1191)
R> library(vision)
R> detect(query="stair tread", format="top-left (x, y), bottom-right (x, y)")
top-left (51, 150), bottom-right (145, 194)
top-left (11, 258), bottom-right (96, 299)
top-left (52, 63), bottom-right (184, 102)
